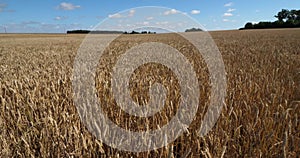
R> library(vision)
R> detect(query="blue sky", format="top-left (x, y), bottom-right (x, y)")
top-left (0, 0), bottom-right (299, 33)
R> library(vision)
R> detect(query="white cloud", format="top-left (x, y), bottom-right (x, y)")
top-left (191, 10), bottom-right (200, 14)
top-left (143, 21), bottom-right (149, 25)
top-left (146, 16), bottom-right (154, 20)
top-left (156, 21), bottom-right (169, 25)
top-left (164, 9), bottom-right (179, 15)
top-left (54, 16), bottom-right (67, 20)
top-left (227, 8), bottom-right (236, 12)
top-left (190, 10), bottom-right (200, 15)
top-left (108, 13), bottom-right (123, 18)
top-left (54, 16), bottom-right (62, 20)
top-left (57, 2), bottom-right (80, 10)
top-left (108, 10), bottom-right (135, 19)
top-left (223, 13), bottom-right (233, 17)
top-left (224, 2), bottom-right (233, 7)
top-left (135, 21), bottom-right (150, 26)
top-left (128, 9), bottom-right (135, 17)
top-left (223, 19), bottom-right (237, 22)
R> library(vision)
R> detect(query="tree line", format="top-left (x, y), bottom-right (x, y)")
top-left (185, 28), bottom-right (203, 32)
top-left (123, 31), bottom-right (156, 34)
top-left (67, 30), bottom-right (123, 34)
top-left (66, 30), bottom-right (156, 34)
top-left (240, 9), bottom-right (300, 30)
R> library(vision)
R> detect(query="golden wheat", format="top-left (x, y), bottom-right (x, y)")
top-left (0, 29), bottom-right (299, 157)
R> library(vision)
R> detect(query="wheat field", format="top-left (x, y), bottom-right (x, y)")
top-left (0, 29), bottom-right (299, 157)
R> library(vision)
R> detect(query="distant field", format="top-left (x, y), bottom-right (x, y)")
top-left (0, 29), bottom-right (299, 157)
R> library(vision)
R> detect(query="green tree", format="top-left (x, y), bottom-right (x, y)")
top-left (291, 10), bottom-right (300, 21)
top-left (288, 10), bottom-right (297, 21)
top-left (296, 10), bottom-right (300, 21)
top-left (244, 22), bottom-right (253, 29)
top-left (275, 9), bottom-right (290, 22)
top-left (241, 9), bottom-right (300, 30)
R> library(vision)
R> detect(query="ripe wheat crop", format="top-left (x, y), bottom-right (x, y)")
top-left (0, 29), bottom-right (299, 157)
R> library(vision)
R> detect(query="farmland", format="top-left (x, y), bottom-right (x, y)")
top-left (0, 29), bottom-right (299, 157)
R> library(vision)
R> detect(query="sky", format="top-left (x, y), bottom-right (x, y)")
top-left (0, 0), bottom-right (299, 33)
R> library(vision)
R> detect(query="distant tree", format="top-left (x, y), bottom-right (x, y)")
top-left (272, 20), bottom-right (284, 28)
top-left (67, 30), bottom-right (90, 34)
top-left (254, 22), bottom-right (274, 29)
top-left (275, 9), bottom-right (289, 22)
top-left (241, 9), bottom-right (300, 30)
top-left (286, 9), bottom-right (300, 26)
top-left (288, 10), bottom-right (297, 21)
top-left (296, 10), bottom-right (300, 21)
top-left (244, 22), bottom-right (253, 29)
top-left (185, 28), bottom-right (203, 32)
top-left (130, 31), bottom-right (140, 34)
top-left (67, 30), bottom-right (124, 34)
top-left (123, 30), bottom-right (157, 34)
